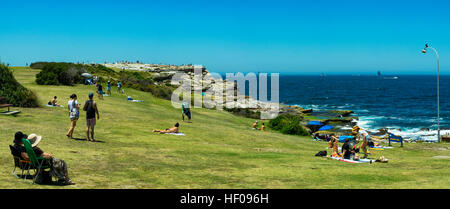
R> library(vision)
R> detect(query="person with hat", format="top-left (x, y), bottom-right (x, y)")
top-left (352, 125), bottom-right (371, 159)
top-left (83, 93), bottom-right (100, 142)
top-left (13, 132), bottom-right (75, 185)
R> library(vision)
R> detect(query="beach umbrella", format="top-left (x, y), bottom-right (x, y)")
top-left (81, 73), bottom-right (93, 78)
top-left (319, 125), bottom-right (333, 131)
top-left (307, 121), bottom-right (323, 126)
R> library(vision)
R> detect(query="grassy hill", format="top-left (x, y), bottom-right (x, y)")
top-left (0, 67), bottom-right (449, 189)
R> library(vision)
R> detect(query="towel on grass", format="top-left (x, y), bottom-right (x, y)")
top-left (369, 146), bottom-right (394, 150)
top-left (165, 132), bottom-right (185, 136)
top-left (329, 156), bottom-right (374, 164)
top-left (46, 104), bottom-right (64, 108)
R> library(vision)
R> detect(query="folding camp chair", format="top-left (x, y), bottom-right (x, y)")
top-left (9, 145), bottom-right (33, 179)
top-left (388, 134), bottom-right (403, 147)
top-left (22, 139), bottom-right (52, 184)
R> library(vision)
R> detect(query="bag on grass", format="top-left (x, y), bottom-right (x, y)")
top-left (315, 150), bottom-right (327, 157)
top-left (35, 170), bottom-right (52, 185)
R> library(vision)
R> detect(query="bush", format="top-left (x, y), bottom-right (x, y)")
top-left (268, 114), bottom-right (309, 136)
top-left (29, 62), bottom-right (48, 69)
top-left (223, 107), bottom-right (261, 119)
top-left (35, 62), bottom-right (86, 86)
top-left (0, 63), bottom-right (39, 107)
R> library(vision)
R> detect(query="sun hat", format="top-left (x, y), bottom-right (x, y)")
top-left (27, 133), bottom-right (42, 147)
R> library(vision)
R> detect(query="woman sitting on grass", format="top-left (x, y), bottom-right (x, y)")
top-left (153, 122), bottom-right (179, 134)
top-left (328, 134), bottom-right (340, 157)
top-left (13, 132), bottom-right (75, 185)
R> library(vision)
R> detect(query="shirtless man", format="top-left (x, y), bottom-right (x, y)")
top-left (51, 96), bottom-right (60, 106)
top-left (252, 121), bottom-right (258, 130)
top-left (153, 122), bottom-right (179, 134)
top-left (259, 123), bottom-right (265, 131)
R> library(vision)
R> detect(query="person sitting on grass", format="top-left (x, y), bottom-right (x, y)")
top-left (252, 121), bottom-right (258, 130)
top-left (328, 134), bottom-right (340, 157)
top-left (13, 132), bottom-right (75, 185)
top-left (49, 96), bottom-right (60, 106)
top-left (352, 146), bottom-right (360, 161)
top-left (259, 123), bottom-right (265, 131)
top-left (341, 138), bottom-right (352, 159)
top-left (153, 122), bottom-right (179, 134)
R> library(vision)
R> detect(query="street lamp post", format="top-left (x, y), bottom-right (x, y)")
top-left (422, 43), bottom-right (440, 143)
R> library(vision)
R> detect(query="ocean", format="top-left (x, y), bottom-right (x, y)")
top-left (278, 75), bottom-right (450, 142)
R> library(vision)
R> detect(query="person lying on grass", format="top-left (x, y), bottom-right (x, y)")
top-left (13, 132), bottom-right (75, 185)
top-left (153, 122), bottom-right (179, 134)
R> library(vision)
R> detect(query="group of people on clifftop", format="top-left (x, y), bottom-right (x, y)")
top-left (327, 125), bottom-right (372, 160)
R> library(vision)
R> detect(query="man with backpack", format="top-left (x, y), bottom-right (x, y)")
top-left (83, 93), bottom-right (100, 142)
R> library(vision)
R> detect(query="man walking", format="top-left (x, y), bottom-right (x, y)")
top-left (83, 93), bottom-right (100, 142)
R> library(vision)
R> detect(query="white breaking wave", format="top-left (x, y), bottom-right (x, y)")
top-left (354, 115), bottom-right (447, 142)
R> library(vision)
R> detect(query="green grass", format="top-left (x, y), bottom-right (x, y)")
top-left (1, 67), bottom-right (449, 189)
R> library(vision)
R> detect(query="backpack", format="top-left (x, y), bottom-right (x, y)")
top-left (315, 150), bottom-right (327, 157)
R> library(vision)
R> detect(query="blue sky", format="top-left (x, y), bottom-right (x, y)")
top-left (1, 0), bottom-right (449, 74)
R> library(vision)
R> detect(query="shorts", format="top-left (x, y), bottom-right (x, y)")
top-left (183, 111), bottom-right (191, 119)
top-left (86, 118), bottom-right (96, 127)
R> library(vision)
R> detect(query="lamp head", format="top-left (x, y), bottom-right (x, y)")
top-left (422, 49), bottom-right (427, 54)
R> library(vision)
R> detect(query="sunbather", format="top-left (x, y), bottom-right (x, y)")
top-left (259, 123), bottom-right (265, 131)
top-left (328, 134), bottom-right (340, 157)
top-left (13, 132), bottom-right (75, 185)
top-left (252, 121), bottom-right (258, 130)
top-left (153, 122), bottom-right (179, 134)
top-left (49, 96), bottom-right (60, 106)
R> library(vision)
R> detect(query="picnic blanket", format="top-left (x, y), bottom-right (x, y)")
top-left (329, 156), bottom-right (374, 164)
top-left (165, 132), bottom-right (185, 136)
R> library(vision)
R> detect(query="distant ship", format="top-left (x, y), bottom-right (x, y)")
top-left (378, 71), bottom-right (398, 80)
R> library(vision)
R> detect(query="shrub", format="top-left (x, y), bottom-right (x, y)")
top-left (35, 62), bottom-right (86, 86)
top-left (268, 114), bottom-right (309, 136)
top-left (223, 107), bottom-right (261, 119)
top-left (0, 63), bottom-right (39, 107)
